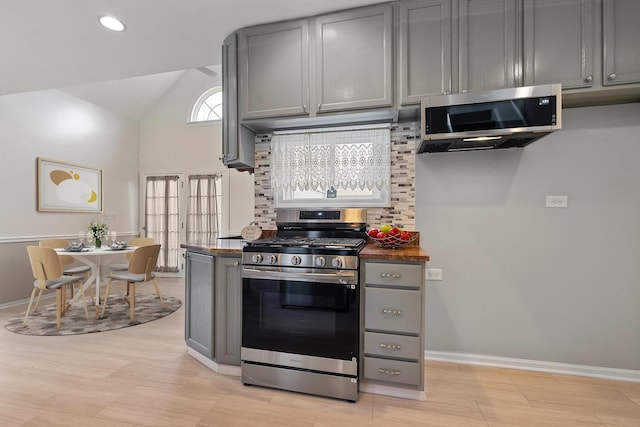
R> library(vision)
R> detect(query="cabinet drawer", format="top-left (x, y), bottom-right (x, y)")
top-left (364, 356), bottom-right (421, 385)
top-left (365, 262), bottom-right (422, 288)
top-left (364, 332), bottom-right (421, 361)
top-left (365, 288), bottom-right (421, 334)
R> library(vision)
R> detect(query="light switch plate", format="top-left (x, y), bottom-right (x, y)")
top-left (426, 268), bottom-right (442, 281)
top-left (546, 195), bottom-right (568, 208)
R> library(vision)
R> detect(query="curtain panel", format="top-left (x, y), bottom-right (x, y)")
top-left (186, 174), bottom-right (222, 243)
top-left (145, 176), bottom-right (180, 273)
top-left (271, 126), bottom-right (390, 193)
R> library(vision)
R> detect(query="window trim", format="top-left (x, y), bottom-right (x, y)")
top-left (189, 86), bottom-right (223, 123)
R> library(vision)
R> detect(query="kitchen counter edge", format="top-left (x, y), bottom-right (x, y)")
top-left (359, 243), bottom-right (430, 262)
top-left (181, 241), bottom-right (244, 255)
top-left (181, 241), bottom-right (430, 261)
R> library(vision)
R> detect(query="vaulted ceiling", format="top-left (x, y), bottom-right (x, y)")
top-left (1, 0), bottom-right (383, 119)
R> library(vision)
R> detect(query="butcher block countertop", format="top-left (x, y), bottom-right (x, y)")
top-left (181, 239), bottom-right (244, 255)
top-left (360, 242), bottom-right (430, 262)
top-left (181, 239), bottom-right (429, 262)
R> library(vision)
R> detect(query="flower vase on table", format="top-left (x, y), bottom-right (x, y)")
top-left (88, 221), bottom-right (108, 249)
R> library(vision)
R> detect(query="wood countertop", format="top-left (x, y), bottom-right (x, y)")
top-left (360, 242), bottom-right (430, 262)
top-left (181, 240), bottom-right (244, 255)
top-left (181, 238), bottom-right (430, 262)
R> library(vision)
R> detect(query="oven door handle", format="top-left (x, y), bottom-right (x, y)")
top-left (242, 268), bottom-right (358, 285)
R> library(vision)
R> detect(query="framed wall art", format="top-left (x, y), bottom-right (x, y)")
top-left (37, 158), bottom-right (103, 213)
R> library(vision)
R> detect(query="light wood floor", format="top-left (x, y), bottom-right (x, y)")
top-left (1, 278), bottom-right (639, 426)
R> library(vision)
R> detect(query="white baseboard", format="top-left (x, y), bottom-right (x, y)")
top-left (425, 350), bottom-right (640, 383)
top-left (187, 347), bottom-right (241, 377)
top-left (0, 293), bottom-right (55, 310)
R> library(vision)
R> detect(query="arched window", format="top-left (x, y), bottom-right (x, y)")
top-left (190, 87), bottom-right (223, 122)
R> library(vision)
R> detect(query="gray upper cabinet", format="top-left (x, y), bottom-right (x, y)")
top-left (214, 256), bottom-right (243, 366)
top-left (238, 19), bottom-right (310, 119)
top-left (398, 0), bottom-right (452, 105)
top-left (458, 0), bottom-right (519, 92)
top-left (315, 3), bottom-right (394, 113)
top-left (222, 33), bottom-right (255, 169)
top-left (523, 0), bottom-right (595, 90)
top-left (603, 0), bottom-right (640, 86)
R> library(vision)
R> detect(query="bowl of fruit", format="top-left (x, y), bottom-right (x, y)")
top-left (367, 225), bottom-right (416, 249)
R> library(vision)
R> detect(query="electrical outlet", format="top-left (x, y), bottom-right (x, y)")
top-left (426, 268), bottom-right (442, 281)
top-left (545, 195), bottom-right (568, 208)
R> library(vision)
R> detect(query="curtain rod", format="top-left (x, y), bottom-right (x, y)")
top-left (273, 123), bottom-right (390, 136)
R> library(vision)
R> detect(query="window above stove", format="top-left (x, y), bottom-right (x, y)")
top-left (271, 124), bottom-right (391, 208)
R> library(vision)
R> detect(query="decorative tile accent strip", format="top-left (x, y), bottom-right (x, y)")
top-left (253, 123), bottom-right (418, 230)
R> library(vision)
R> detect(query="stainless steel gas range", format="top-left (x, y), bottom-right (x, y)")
top-left (241, 208), bottom-right (367, 401)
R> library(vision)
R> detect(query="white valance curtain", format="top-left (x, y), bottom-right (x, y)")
top-left (271, 125), bottom-right (391, 193)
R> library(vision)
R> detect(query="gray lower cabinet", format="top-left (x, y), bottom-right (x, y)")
top-left (315, 3), bottom-right (394, 113)
top-left (237, 19), bottom-right (310, 120)
top-left (524, 0), bottom-right (595, 90)
top-left (222, 32), bottom-right (255, 169)
top-left (458, 0), bottom-right (519, 92)
top-left (398, 0), bottom-right (452, 105)
top-left (185, 252), bottom-right (214, 359)
top-left (362, 259), bottom-right (425, 392)
top-left (214, 256), bottom-right (243, 365)
top-left (185, 251), bottom-right (242, 366)
top-left (603, 0), bottom-right (640, 86)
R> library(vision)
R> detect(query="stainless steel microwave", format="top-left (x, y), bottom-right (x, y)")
top-left (419, 84), bottom-right (562, 153)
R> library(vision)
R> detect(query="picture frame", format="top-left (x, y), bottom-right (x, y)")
top-left (37, 158), bottom-right (103, 213)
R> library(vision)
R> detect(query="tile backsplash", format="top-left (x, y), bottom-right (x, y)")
top-left (254, 122), bottom-right (418, 230)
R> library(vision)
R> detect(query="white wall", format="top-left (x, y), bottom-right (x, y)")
top-left (0, 89), bottom-right (139, 303)
top-left (416, 102), bottom-right (640, 370)
top-left (139, 68), bottom-right (254, 235)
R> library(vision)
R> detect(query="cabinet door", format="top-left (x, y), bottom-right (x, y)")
top-left (214, 256), bottom-right (243, 366)
top-left (524, 0), bottom-right (595, 89)
top-left (458, 0), bottom-right (519, 92)
top-left (399, 0), bottom-right (452, 105)
top-left (185, 252), bottom-right (214, 359)
top-left (238, 19), bottom-right (310, 119)
top-left (315, 3), bottom-right (394, 112)
top-left (603, 0), bottom-right (640, 86)
top-left (223, 33), bottom-right (255, 169)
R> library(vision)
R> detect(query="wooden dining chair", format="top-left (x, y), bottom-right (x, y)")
top-left (25, 246), bottom-right (89, 330)
top-left (108, 237), bottom-right (155, 272)
top-left (39, 238), bottom-right (91, 299)
top-left (101, 244), bottom-right (164, 320)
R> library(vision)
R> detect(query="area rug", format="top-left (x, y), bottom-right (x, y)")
top-left (4, 294), bottom-right (181, 336)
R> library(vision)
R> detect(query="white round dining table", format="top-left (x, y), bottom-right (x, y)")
top-left (55, 246), bottom-right (136, 317)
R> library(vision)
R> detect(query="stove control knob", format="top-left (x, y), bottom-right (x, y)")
top-left (315, 256), bottom-right (326, 267)
top-left (251, 254), bottom-right (263, 264)
top-left (268, 254), bottom-right (278, 265)
top-left (331, 257), bottom-right (343, 268)
top-left (291, 255), bottom-right (302, 266)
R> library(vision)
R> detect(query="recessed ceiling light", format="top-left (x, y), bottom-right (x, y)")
top-left (98, 15), bottom-right (126, 32)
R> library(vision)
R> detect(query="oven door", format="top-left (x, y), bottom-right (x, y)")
top-left (242, 266), bottom-right (359, 365)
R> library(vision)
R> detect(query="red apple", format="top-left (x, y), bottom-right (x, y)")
top-left (368, 228), bottom-right (379, 238)
top-left (389, 227), bottom-right (400, 236)
top-left (376, 231), bottom-right (388, 240)
top-left (400, 231), bottom-right (411, 241)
